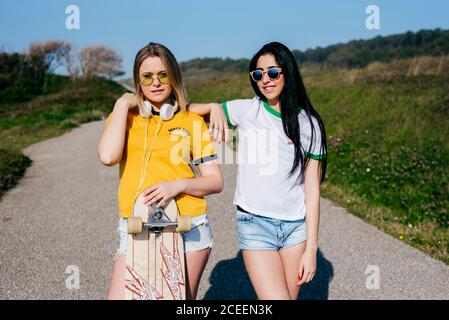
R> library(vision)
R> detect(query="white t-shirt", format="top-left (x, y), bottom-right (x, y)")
top-left (222, 96), bottom-right (326, 221)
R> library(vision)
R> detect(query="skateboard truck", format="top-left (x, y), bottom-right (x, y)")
top-left (128, 202), bottom-right (192, 235)
top-left (146, 206), bottom-right (178, 236)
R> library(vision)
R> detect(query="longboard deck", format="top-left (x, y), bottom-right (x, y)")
top-left (124, 195), bottom-right (186, 300)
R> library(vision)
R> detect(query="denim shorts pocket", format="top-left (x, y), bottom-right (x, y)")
top-left (236, 210), bottom-right (254, 223)
top-left (182, 220), bottom-right (214, 253)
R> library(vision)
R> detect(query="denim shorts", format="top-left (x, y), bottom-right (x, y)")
top-left (113, 213), bottom-right (213, 261)
top-left (236, 209), bottom-right (307, 251)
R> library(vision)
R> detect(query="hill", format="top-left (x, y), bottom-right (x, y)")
top-left (293, 28), bottom-right (449, 68)
top-left (178, 28), bottom-right (449, 81)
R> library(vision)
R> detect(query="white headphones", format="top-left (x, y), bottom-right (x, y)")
top-left (142, 100), bottom-right (178, 121)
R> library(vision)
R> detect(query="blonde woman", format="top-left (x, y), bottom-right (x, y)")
top-left (98, 42), bottom-right (223, 300)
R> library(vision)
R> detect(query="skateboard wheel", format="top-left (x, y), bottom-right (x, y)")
top-left (128, 217), bottom-right (143, 234)
top-left (176, 215), bottom-right (191, 232)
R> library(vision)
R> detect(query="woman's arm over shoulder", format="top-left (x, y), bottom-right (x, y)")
top-left (189, 102), bottom-right (231, 143)
top-left (189, 98), bottom-right (255, 143)
top-left (188, 102), bottom-right (218, 116)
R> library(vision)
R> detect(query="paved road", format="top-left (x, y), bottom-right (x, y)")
top-left (0, 120), bottom-right (448, 299)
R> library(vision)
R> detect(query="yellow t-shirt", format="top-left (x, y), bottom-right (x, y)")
top-left (105, 108), bottom-right (216, 218)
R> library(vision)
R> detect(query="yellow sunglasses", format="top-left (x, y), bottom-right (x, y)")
top-left (140, 72), bottom-right (170, 86)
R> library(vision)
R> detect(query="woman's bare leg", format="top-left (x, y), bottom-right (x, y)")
top-left (279, 241), bottom-right (307, 299)
top-left (185, 247), bottom-right (211, 300)
top-left (106, 255), bottom-right (126, 300)
top-left (242, 250), bottom-right (291, 300)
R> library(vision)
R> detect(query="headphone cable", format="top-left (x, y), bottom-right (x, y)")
top-left (133, 116), bottom-right (163, 206)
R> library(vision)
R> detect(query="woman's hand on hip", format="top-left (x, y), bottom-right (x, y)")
top-left (142, 180), bottom-right (186, 207)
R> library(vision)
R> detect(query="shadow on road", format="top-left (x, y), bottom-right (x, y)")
top-left (203, 251), bottom-right (257, 300)
top-left (204, 248), bottom-right (333, 300)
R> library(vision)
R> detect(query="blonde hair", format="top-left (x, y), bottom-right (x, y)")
top-left (133, 42), bottom-right (188, 114)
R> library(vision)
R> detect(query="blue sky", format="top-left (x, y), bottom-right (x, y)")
top-left (1, 0), bottom-right (448, 78)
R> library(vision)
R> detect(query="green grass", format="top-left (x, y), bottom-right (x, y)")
top-left (312, 75), bottom-right (449, 264)
top-left (0, 148), bottom-right (32, 194)
top-left (309, 76), bottom-right (449, 225)
top-left (0, 75), bottom-right (124, 197)
top-left (186, 57), bottom-right (449, 264)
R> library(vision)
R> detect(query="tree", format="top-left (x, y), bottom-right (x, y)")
top-left (27, 40), bottom-right (74, 92)
top-left (27, 40), bottom-right (72, 74)
top-left (78, 45), bottom-right (124, 79)
top-left (0, 52), bottom-right (45, 103)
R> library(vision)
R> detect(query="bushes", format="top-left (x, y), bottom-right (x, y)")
top-left (293, 28), bottom-right (449, 68)
top-left (0, 52), bottom-right (46, 103)
top-left (0, 149), bottom-right (31, 197)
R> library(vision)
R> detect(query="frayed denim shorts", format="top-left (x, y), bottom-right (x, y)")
top-left (236, 208), bottom-right (307, 251)
top-left (113, 213), bottom-right (213, 261)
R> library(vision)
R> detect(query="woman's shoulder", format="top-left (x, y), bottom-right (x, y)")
top-left (298, 110), bottom-right (324, 138)
top-left (298, 109), bottom-right (319, 124)
top-left (126, 107), bottom-right (143, 126)
top-left (105, 106), bottom-right (140, 127)
top-left (181, 110), bottom-right (205, 121)
top-left (225, 96), bottom-right (258, 106)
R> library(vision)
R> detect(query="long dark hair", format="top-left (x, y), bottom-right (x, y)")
top-left (249, 42), bottom-right (327, 183)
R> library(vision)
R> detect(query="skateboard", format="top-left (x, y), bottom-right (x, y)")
top-left (124, 193), bottom-right (191, 300)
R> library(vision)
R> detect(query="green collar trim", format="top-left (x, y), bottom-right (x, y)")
top-left (262, 100), bottom-right (305, 118)
top-left (262, 101), bottom-right (282, 119)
